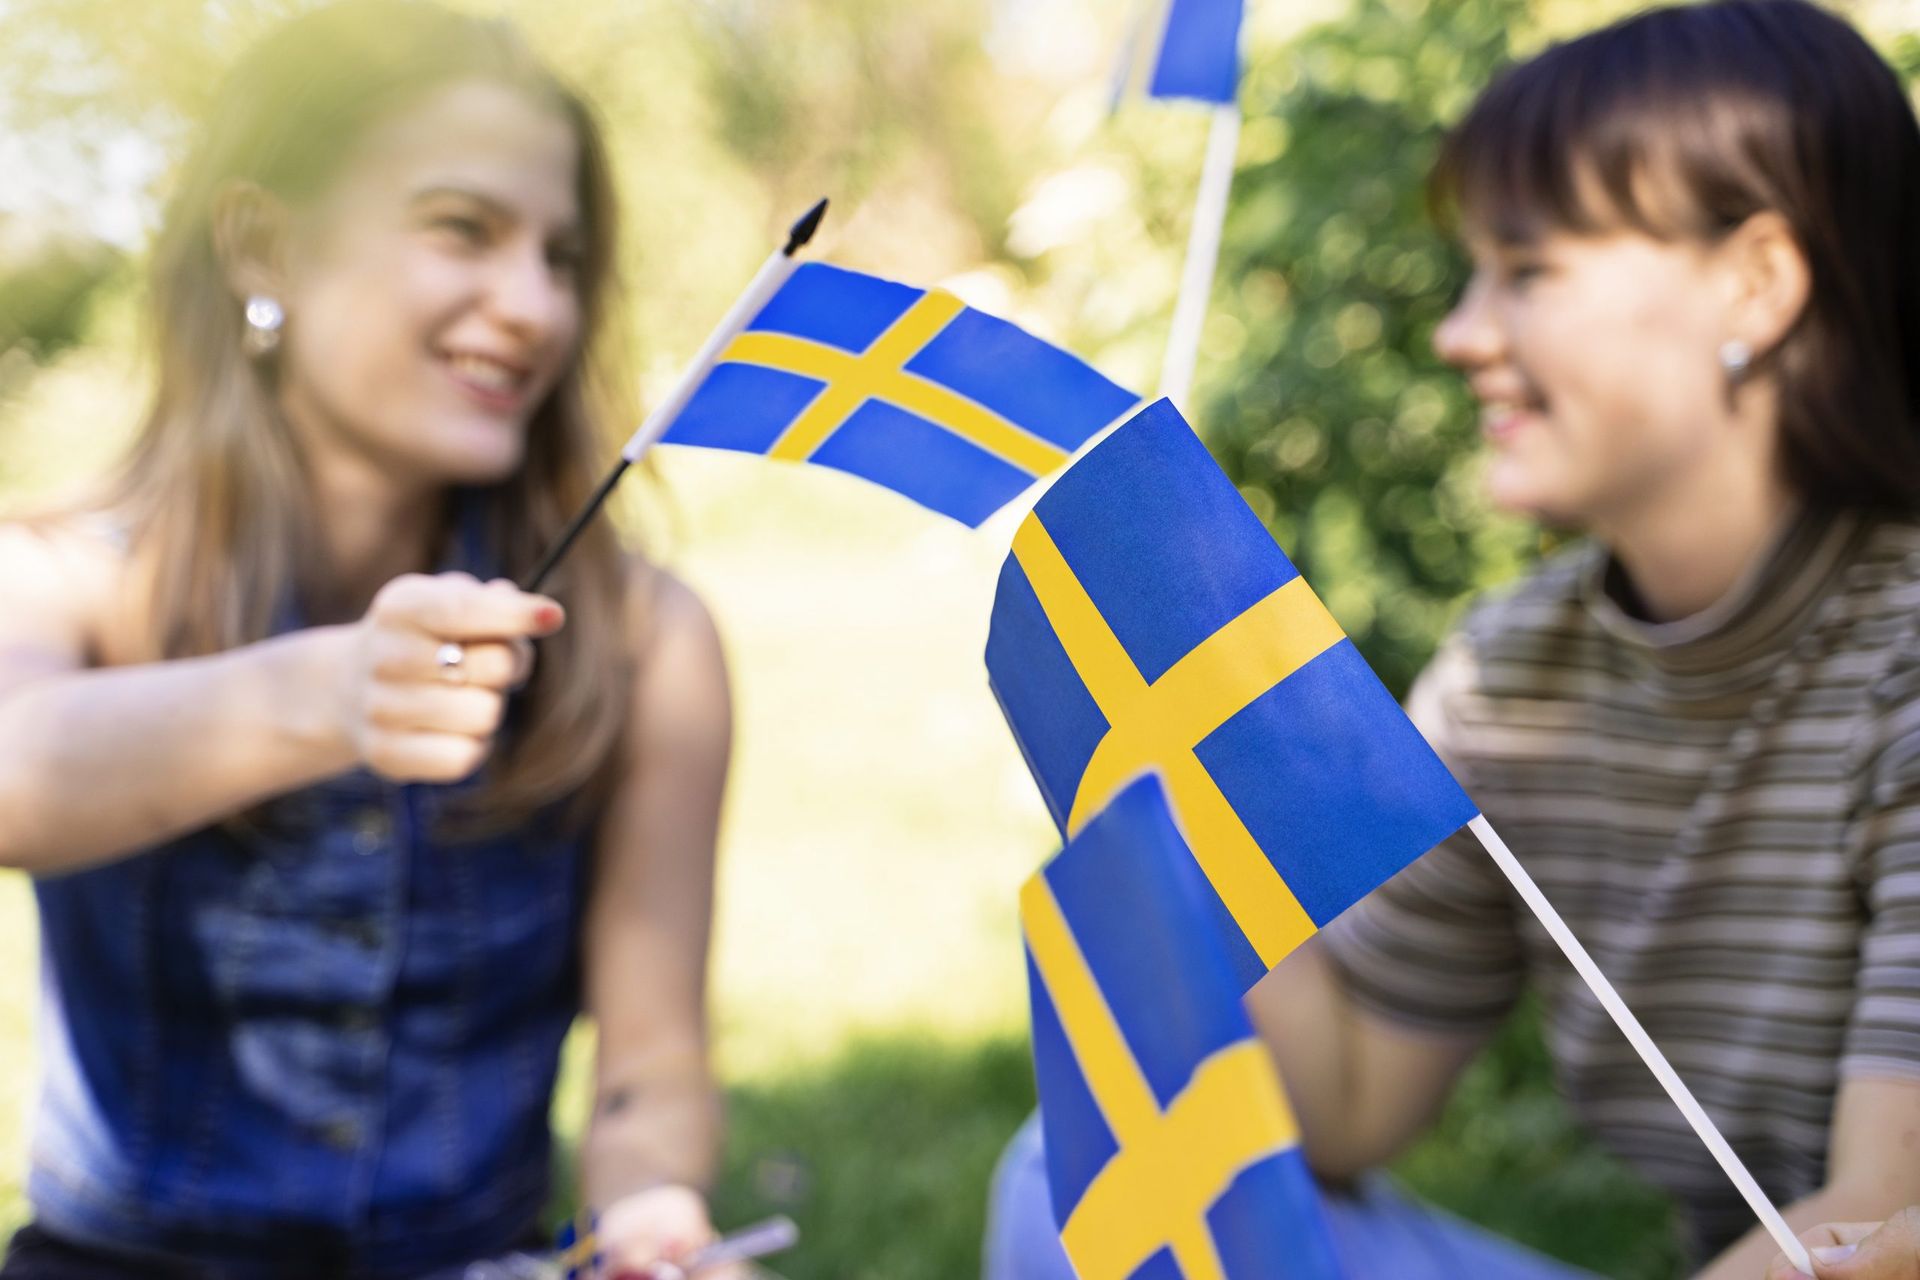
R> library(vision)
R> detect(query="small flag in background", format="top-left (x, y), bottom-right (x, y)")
top-left (554, 1211), bottom-right (601, 1280)
top-left (988, 398), bottom-right (1477, 989)
top-left (1025, 775), bottom-right (1344, 1280)
top-left (660, 263), bottom-right (1140, 527)
top-left (1115, 0), bottom-right (1245, 107)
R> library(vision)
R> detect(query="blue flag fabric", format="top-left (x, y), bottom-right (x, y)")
top-left (1024, 775), bottom-right (1344, 1280)
top-left (988, 398), bottom-right (1478, 989)
top-left (1117, 0), bottom-right (1244, 106)
top-left (659, 262), bottom-right (1141, 527)
top-left (554, 1212), bottom-right (600, 1280)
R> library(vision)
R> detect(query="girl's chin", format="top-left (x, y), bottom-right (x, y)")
top-left (1483, 461), bottom-right (1576, 524)
top-left (414, 426), bottom-right (527, 484)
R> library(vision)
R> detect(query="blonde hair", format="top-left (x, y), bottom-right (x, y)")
top-left (113, 0), bottom-right (634, 830)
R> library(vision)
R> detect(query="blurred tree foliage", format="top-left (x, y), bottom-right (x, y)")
top-left (0, 0), bottom-right (1041, 386)
top-left (3, 1), bottom-right (1917, 684)
top-left (997, 0), bottom-right (1647, 695)
top-left (0, 230), bottom-right (121, 367)
top-left (1198, 0), bottom-right (1545, 695)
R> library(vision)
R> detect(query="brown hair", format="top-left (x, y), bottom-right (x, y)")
top-left (114, 0), bottom-right (633, 830)
top-left (1432, 0), bottom-right (1920, 512)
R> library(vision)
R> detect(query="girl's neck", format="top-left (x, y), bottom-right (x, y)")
top-left (305, 447), bottom-right (448, 623)
top-left (1597, 461), bottom-right (1796, 624)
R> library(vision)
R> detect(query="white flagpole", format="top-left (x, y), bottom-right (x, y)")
top-left (1468, 816), bottom-right (1813, 1276)
top-left (617, 240), bottom-right (808, 464)
top-left (521, 199), bottom-right (828, 591)
top-left (1159, 103), bottom-right (1241, 412)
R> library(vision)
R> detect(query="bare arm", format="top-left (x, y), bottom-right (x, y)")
top-left (1247, 938), bottom-right (1488, 1178)
top-left (1716, 1078), bottom-right (1920, 1280)
top-left (1248, 636), bottom-right (1502, 1177)
top-left (580, 570), bottom-right (733, 1270)
top-left (0, 521), bottom-right (562, 874)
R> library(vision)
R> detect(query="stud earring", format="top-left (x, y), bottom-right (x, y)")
top-left (1717, 339), bottom-right (1753, 382)
top-left (242, 294), bottom-right (284, 357)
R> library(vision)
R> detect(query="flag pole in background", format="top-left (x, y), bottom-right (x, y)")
top-left (1468, 817), bottom-right (1815, 1276)
top-left (1115, 0), bottom-right (1247, 412)
top-left (1159, 102), bottom-right (1240, 412)
top-left (520, 197), bottom-right (830, 592)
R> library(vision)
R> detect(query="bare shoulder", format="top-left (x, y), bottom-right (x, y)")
top-left (623, 559), bottom-right (729, 752)
top-left (0, 512), bottom-right (128, 678)
top-left (625, 560), bottom-right (721, 656)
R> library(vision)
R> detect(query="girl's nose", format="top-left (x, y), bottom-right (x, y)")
top-left (1433, 270), bottom-right (1504, 372)
top-left (486, 240), bottom-right (572, 341)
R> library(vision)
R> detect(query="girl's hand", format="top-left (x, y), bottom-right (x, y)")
top-left (1766, 1209), bottom-right (1920, 1279)
top-left (337, 572), bottom-right (561, 782)
top-left (597, 1184), bottom-right (746, 1280)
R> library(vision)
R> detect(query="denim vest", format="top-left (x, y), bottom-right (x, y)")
top-left (27, 510), bottom-right (591, 1277)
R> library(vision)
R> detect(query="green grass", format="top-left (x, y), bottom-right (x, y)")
top-left (690, 1012), bottom-right (1681, 1280)
top-left (708, 1035), bottom-right (1037, 1280)
top-left (1396, 1006), bottom-right (1684, 1280)
top-left (667, 1012), bottom-right (1680, 1280)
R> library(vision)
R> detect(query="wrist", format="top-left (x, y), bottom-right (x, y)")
top-left (264, 626), bottom-right (361, 778)
top-left (581, 1123), bottom-right (718, 1210)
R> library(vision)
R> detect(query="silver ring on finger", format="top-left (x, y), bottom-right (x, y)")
top-left (434, 641), bottom-right (467, 684)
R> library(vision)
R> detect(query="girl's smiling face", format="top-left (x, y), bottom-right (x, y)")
top-left (1433, 226), bottom-right (1744, 533)
top-left (273, 78), bottom-right (587, 487)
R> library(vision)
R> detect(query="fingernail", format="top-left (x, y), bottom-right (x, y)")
top-left (1814, 1243), bottom-right (1858, 1263)
top-left (535, 603), bottom-right (564, 631)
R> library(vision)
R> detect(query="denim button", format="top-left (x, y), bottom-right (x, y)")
top-left (338, 1007), bottom-right (381, 1034)
top-left (318, 1117), bottom-right (362, 1150)
top-left (334, 918), bottom-right (382, 949)
top-left (350, 808), bottom-right (392, 855)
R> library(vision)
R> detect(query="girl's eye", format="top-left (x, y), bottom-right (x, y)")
top-left (546, 243), bottom-right (584, 273)
top-left (1502, 260), bottom-right (1546, 287)
top-left (432, 213), bottom-right (489, 243)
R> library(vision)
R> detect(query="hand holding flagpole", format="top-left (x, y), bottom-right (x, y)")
top-left (520, 198), bottom-right (830, 592)
top-left (1468, 817), bottom-right (1814, 1276)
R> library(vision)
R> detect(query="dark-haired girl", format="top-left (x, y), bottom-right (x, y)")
top-left (0, 3), bottom-right (739, 1276)
top-left (989, 2), bottom-right (1920, 1277)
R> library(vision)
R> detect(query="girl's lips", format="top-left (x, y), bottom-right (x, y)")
top-left (1482, 407), bottom-right (1540, 444)
top-left (440, 356), bottom-right (532, 414)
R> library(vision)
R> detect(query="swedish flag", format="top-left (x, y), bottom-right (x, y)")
top-left (989, 398), bottom-right (1476, 989)
top-left (1117, 0), bottom-right (1244, 106)
top-left (1026, 775), bottom-right (1343, 1280)
top-left (659, 263), bottom-right (1140, 527)
top-left (553, 1211), bottom-right (600, 1280)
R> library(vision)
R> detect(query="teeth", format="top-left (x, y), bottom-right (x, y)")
top-left (448, 353), bottom-right (521, 392)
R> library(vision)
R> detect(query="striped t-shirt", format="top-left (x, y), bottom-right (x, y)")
top-left (1321, 509), bottom-right (1920, 1260)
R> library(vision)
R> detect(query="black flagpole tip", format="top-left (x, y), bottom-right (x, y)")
top-left (783, 198), bottom-right (830, 256)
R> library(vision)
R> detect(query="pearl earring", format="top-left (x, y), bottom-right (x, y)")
top-left (1717, 339), bottom-right (1753, 382)
top-left (242, 295), bottom-right (284, 357)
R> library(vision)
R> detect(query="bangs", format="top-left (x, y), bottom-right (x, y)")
top-left (1430, 6), bottom-right (1784, 246)
top-left (1424, 0), bottom-right (1920, 514)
